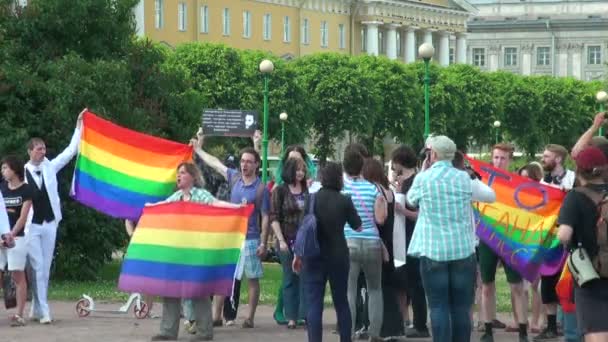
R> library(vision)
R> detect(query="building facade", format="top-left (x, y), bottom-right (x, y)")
top-left (134, 0), bottom-right (475, 64)
top-left (466, 0), bottom-right (608, 80)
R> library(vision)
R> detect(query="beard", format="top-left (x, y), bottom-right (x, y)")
top-left (543, 160), bottom-right (556, 172)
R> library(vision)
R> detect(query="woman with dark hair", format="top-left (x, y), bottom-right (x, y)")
top-left (0, 155), bottom-right (34, 326)
top-left (296, 162), bottom-right (362, 341)
top-left (270, 158), bottom-right (309, 329)
top-left (273, 145), bottom-right (318, 187)
top-left (362, 159), bottom-right (404, 340)
top-left (149, 162), bottom-right (242, 341)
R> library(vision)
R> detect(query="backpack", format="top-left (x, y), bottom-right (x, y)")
top-left (574, 187), bottom-right (608, 278)
top-left (293, 193), bottom-right (320, 258)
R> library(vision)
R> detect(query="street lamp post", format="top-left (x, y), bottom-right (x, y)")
top-left (418, 43), bottom-right (435, 141)
top-left (493, 120), bottom-right (501, 144)
top-left (596, 90), bottom-right (608, 136)
top-left (259, 59), bottom-right (274, 183)
top-left (279, 112), bottom-right (288, 154)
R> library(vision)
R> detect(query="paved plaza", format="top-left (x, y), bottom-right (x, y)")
top-left (2, 301), bottom-right (530, 342)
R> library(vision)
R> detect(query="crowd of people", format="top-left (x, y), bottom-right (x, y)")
top-left (1, 111), bottom-right (608, 342)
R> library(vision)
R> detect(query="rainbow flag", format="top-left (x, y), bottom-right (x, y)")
top-left (71, 111), bottom-right (193, 220)
top-left (118, 202), bottom-right (253, 298)
top-left (467, 158), bottom-right (566, 281)
top-left (556, 263), bottom-right (575, 313)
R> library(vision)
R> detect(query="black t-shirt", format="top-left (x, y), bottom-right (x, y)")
top-left (1, 182), bottom-right (34, 237)
top-left (557, 183), bottom-right (608, 259)
top-left (400, 173), bottom-right (417, 246)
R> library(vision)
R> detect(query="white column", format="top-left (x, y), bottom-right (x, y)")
top-left (363, 21), bottom-right (382, 56)
top-left (386, 24), bottom-right (399, 60)
top-left (456, 33), bottom-right (467, 64)
top-left (423, 29), bottom-right (433, 45)
top-left (439, 31), bottom-right (450, 66)
top-left (522, 45), bottom-right (533, 75)
top-left (134, 0), bottom-right (145, 37)
top-left (570, 43), bottom-right (583, 80)
top-left (558, 45), bottom-right (568, 77)
top-left (488, 45), bottom-right (500, 72)
top-left (404, 27), bottom-right (416, 63)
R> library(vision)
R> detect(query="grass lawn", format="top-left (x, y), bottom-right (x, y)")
top-left (49, 260), bottom-right (514, 312)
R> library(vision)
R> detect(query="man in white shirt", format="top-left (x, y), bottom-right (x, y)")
top-left (534, 144), bottom-right (574, 341)
top-left (24, 112), bottom-right (83, 324)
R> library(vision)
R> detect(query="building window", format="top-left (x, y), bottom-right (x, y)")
top-left (504, 47), bottom-right (518, 67)
top-left (338, 24), bottom-right (346, 49)
top-left (178, 2), bottom-right (187, 32)
top-left (222, 8), bottom-right (230, 36)
top-left (242, 11), bottom-right (251, 38)
top-left (154, 0), bottom-right (163, 29)
top-left (588, 45), bottom-right (602, 65)
top-left (537, 47), bottom-right (550, 66)
top-left (449, 48), bottom-right (455, 64)
top-left (361, 28), bottom-right (367, 52)
top-left (320, 21), bottom-right (328, 48)
top-left (396, 32), bottom-right (401, 56)
top-left (263, 14), bottom-right (271, 41)
top-left (473, 48), bottom-right (486, 67)
top-left (200, 5), bottom-right (209, 33)
top-left (283, 16), bottom-right (291, 43)
top-left (302, 18), bottom-right (310, 45)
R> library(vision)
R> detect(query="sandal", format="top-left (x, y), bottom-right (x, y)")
top-left (10, 314), bottom-right (26, 327)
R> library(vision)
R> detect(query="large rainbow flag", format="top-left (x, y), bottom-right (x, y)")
top-left (118, 202), bottom-right (253, 298)
top-left (468, 158), bottom-right (566, 281)
top-left (71, 111), bottom-right (193, 220)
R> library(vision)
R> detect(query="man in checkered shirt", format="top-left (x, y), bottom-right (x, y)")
top-left (407, 135), bottom-right (494, 342)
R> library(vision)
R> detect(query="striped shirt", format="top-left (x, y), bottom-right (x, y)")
top-left (406, 160), bottom-right (475, 261)
top-left (342, 175), bottom-right (380, 240)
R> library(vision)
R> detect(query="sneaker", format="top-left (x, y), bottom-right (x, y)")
top-left (480, 333), bottom-right (495, 342)
top-left (533, 328), bottom-right (559, 341)
top-left (10, 315), bottom-right (26, 327)
top-left (225, 320), bottom-right (235, 327)
top-left (39, 316), bottom-right (52, 325)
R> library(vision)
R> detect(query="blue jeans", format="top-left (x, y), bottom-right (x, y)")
top-left (563, 311), bottom-right (581, 342)
top-left (278, 250), bottom-right (307, 321)
top-left (420, 255), bottom-right (476, 342)
top-left (304, 257), bottom-right (351, 342)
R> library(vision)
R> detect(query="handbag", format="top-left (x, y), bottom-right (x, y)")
top-left (350, 184), bottom-right (390, 262)
top-left (567, 244), bottom-right (600, 286)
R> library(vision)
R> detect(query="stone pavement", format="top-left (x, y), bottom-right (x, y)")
top-left (1, 301), bottom-right (538, 342)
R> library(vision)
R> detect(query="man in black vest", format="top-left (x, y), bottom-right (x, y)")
top-left (24, 112), bottom-right (83, 324)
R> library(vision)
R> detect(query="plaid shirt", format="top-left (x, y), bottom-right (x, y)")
top-left (406, 160), bottom-right (475, 262)
top-left (166, 187), bottom-right (215, 205)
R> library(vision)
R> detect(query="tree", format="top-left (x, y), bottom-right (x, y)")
top-left (292, 53), bottom-right (375, 163)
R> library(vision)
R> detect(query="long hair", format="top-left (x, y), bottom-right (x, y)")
top-left (1, 155), bottom-right (25, 181)
top-left (281, 158), bottom-right (308, 190)
top-left (362, 159), bottom-right (389, 189)
top-left (274, 145), bottom-right (317, 185)
top-left (177, 162), bottom-right (205, 188)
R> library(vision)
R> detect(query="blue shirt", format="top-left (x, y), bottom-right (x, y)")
top-left (342, 175), bottom-right (380, 240)
top-left (406, 160), bottom-right (475, 261)
top-left (227, 169), bottom-right (270, 240)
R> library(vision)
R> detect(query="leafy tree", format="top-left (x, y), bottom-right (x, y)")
top-left (292, 53), bottom-right (375, 163)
